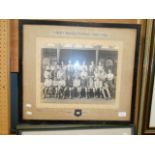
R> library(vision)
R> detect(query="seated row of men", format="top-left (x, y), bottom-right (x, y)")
top-left (42, 60), bottom-right (115, 99)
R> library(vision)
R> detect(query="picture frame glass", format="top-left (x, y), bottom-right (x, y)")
top-left (20, 21), bottom-right (140, 122)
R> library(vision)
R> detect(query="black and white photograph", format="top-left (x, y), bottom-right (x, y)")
top-left (41, 46), bottom-right (118, 103)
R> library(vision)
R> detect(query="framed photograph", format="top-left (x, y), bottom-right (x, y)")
top-left (141, 20), bottom-right (155, 134)
top-left (19, 20), bottom-right (140, 123)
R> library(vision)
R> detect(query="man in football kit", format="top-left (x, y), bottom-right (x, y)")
top-left (87, 77), bottom-right (95, 98)
top-left (106, 69), bottom-right (114, 84)
top-left (64, 60), bottom-right (74, 99)
top-left (73, 75), bottom-right (81, 98)
top-left (89, 61), bottom-right (95, 71)
top-left (65, 74), bottom-right (73, 99)
top-left (55, 61), bottom-right (66, 99)
top-left (73, 61), bottom-right (81, 79)
top-left (60, 61), bottom-right (66, 72)
top-left (56, 66), bottom-right (65, 99)
top-left (50, 62), bottom-right (56, 76)
top-left (102, 80), bottom-right (111, 99)
top-left (97, 61), bottom-right (103, 73)
top-left (66, 60), bottom-right (73, 73)
top-left (57, 76), bottom-right (66, 99)
top-left (52, 63), bottom-right (59, 98)
top-left (50, 62), bottom-right (57, 97)
top-left (81, 61), bottom-right (88, 71)
top-left (43, 65), bottom-right (52, 98)
top-left (87, 62), bottom-right (95, 98)
top-left (80, 68), bottom-right (88, 98)
top-left (99, 68), bottom-right (108, 99)
top-left (94, 68), bottom-right (102, 98)
top-left (106, 69), bottom-right (115, 98)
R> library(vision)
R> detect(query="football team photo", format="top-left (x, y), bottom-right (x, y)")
top-left (41, 47), bottom-right (118, 104)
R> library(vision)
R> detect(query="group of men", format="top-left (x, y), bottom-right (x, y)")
top-left (42, 60), bottom-right (115, 100)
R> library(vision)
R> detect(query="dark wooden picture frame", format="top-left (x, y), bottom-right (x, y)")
top-left (17, 20), bottom-right (141, 127)
top-left (141, 20), bottom-right (155, 134)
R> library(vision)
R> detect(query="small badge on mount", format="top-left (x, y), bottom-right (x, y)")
top-left (74, 109), bottom-right (82, 117)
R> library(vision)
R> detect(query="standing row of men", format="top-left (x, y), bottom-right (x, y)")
top-left (43, 60), bottom-right (115, 100)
